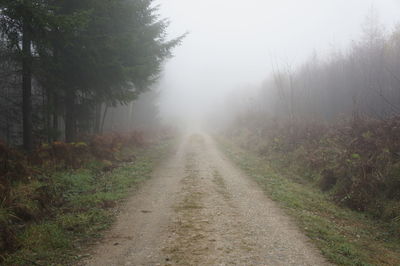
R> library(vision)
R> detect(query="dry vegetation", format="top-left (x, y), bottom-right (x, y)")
top-left (227, 116), bottom-right (400, 232)
top-left (220, 18), bottom-right (400, 244)
top-left (217, 15), bottom-right (400, 264)
top-left (0, 130), bottom-right (174, 264)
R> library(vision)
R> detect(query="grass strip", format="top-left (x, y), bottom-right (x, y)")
top-left (218, 138), bottom-right (400, 266)
top-left (3, 140), bottom-right (175, 265)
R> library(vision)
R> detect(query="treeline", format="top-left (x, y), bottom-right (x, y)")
top-left (234, 14), bottom-right (400, 121)
top-left (0, 0), bottom-right (183, 151)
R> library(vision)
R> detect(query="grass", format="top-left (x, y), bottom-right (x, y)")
top-left (2, 139), bottom-right (175, 265)
top-left (217, 137), bottom-right (400, 266)
top-left (212, 169), bottom-right (230, 200)
top-left (164, 138), bottom-right (210, 265)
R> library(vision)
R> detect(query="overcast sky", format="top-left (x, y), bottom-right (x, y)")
top-left (155, 0), bottom-right (400, 122)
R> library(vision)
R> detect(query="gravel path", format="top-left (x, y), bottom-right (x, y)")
top-left (83, 134), bottom-right (330, 266)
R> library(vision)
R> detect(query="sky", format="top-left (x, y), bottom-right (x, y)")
top-left (155, 0), bottom-right (400, 123)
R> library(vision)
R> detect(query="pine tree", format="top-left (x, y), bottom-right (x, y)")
top-left (0, 0), bottom-right (184, 144)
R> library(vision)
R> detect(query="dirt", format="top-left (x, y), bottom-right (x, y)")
top-left (83, 134), bottom-right (331, 266)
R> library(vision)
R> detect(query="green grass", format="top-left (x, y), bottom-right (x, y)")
top-left (218, 138), bottom-right (400, 266)
top-left (2, 139), bottom-right (175, 265)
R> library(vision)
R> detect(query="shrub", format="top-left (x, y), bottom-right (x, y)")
top-left (228, 116), bottom-right (400, 229)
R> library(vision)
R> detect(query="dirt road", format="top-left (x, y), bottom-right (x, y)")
top-left (83, 134), bottom-right (330, 266)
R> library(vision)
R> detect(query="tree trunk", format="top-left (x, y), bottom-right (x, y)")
top-left (22, 3), bottom-right (33, 152)
top-left (52, 35), bottom-right (61, 142)
top-left (100, 104), bottom-right (109, 134)
top-left (94, 102), bottom-right (102, 134)
top-left (52, 93), bottom-right (59, 141)
top-left (65, 90), bottom-right (76, 142)
top-left (46, 88), bottom-right (51, 143)
top-left (129, 102), bottom-right (134, 129)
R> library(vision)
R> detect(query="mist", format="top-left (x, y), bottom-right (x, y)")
top-left (157, 0), bottom-right (400, 126)
top-left (3, 1), bottom-right (400, 263)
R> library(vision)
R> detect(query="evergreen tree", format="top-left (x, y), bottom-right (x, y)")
top-left (0, 0), bottom-right (184, 145)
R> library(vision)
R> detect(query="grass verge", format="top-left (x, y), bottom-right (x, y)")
top-left (2, 139), bottom-right (175, 265)
top-left (217, 137), bottom-right (400, 266)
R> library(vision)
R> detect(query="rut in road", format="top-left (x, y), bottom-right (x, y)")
top-left (84, 134), bottom-right (330, 266)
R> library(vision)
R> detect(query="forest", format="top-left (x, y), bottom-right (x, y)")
top-left (0, 0), bottom-right (182, 264)
top-left (224, 13), bottom-right (400, 235)
top-left (0, 0), bottom-right (182, 149)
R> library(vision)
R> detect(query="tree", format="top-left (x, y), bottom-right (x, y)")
top-left (0, 0), bottom-right (184, 145)
top-left (0, 0), bottom-right (36, 151)
top-left (39, 0), bottom-right (184, 142)
top-left (0, 0), bottom-right (61, 149)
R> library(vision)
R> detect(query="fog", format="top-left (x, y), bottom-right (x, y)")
top-left (156, 0), bottom-right (400, 125)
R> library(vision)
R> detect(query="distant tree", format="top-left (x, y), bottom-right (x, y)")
top-left (236, 10), bottom-right (400, 122)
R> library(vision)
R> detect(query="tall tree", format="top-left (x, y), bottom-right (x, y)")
top-left (0, 0), bottom-right (184, 145)
top-left (0, 0), bottom-right (55, 150)
top-left (0, 0), bottom-right (33, 150)
top-left (40, 0), bottom-right (183, 142)
top-left (20, 0), bottom-right (32, 151)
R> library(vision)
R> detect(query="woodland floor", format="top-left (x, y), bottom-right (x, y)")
top-left (81, 133), bottom-right (329, 266)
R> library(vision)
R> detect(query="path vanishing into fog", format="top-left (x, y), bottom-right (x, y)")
top-left (83, 134), bottom-right (330, 266)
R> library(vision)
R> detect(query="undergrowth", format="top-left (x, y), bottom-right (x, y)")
top-left (219, 138), bottom-right (400, 265)
top-left (0, 132), bottom-right (175, 265)
top-left (220, 115), bottom-right (400, 265)
top-left (227, 117), bottom-right (400, 232)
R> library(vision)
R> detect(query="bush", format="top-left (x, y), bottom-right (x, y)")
top-left (228, 116), bottom-right (400, 228)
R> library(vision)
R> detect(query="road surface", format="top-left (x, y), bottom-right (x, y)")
top-left (83, 134), bottom-right (330, 266)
